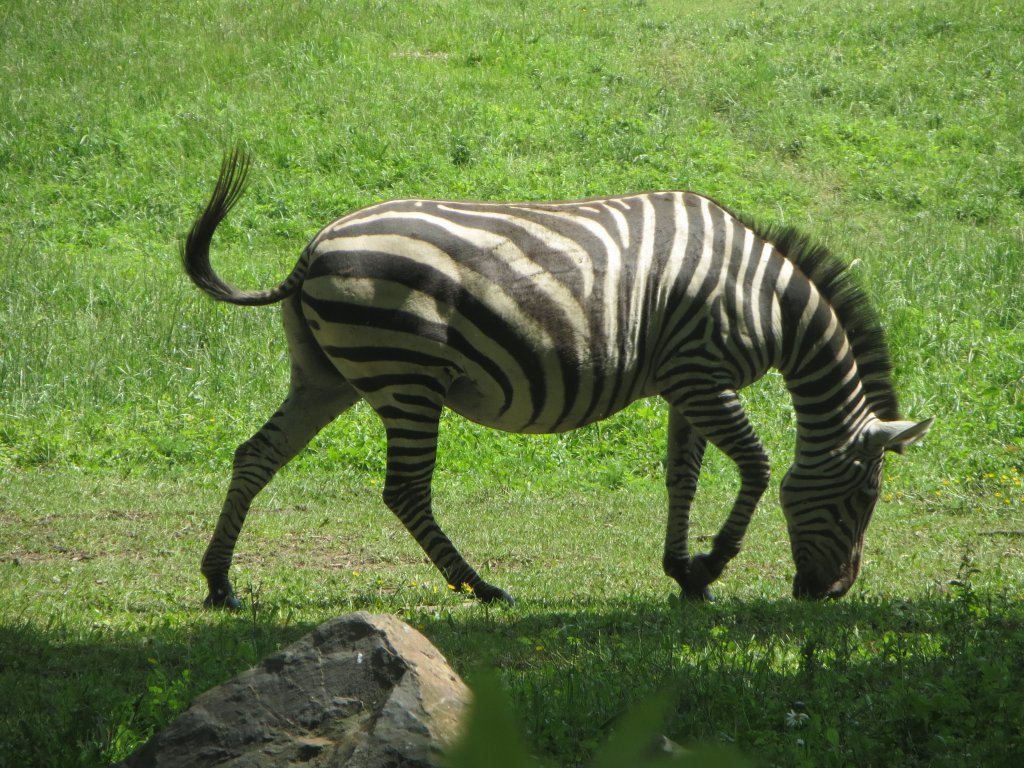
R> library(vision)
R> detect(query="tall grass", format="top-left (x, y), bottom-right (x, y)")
top-left (1, 0), bottom-right (1021, 487)
top-left (1, 0), bottom-right (1022, 766)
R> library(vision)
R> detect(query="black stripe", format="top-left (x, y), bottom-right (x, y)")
top-left (304, 292), bottom-right (520, 417)
top-left (347, 374), bottom-right (447, 396)
top-left (375, 405), bottom-right (439, 424)
top-left (324, 346), bottom-right (454, 368)
top-left (307, 248), bottom-right (580, 427)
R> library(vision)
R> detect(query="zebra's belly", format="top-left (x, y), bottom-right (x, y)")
top-left (301, 289), bottom-right (656, 434)
top-left (442, 372), bottom-right (648, 435)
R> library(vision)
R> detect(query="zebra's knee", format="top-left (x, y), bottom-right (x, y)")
top-left (232, 437), bottom-right (262, 469)
top-left (381, 481), bottom-right (403, 511)
top-left (381, 479), bottom-right (428, 518)
top-left (743, 453), bottom-right (771, 496)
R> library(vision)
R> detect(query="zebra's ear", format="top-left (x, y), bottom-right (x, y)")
top-left (863, 417), bottom-right (935, 455)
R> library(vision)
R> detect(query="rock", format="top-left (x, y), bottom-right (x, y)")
top-left (115, 612), bottom-right (470, 768)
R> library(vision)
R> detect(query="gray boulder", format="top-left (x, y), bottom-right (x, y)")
top-left (115, 612), bottom-right (470, 767)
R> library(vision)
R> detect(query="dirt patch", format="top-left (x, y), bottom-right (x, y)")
top-left (233, 532), bottom-right (428, 573)
top-left (1, 547), bottom-right (100, 565)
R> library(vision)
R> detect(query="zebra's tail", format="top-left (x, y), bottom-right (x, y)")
top-left (182, 148), bottom-right (307, 306)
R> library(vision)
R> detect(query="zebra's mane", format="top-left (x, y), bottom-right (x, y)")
top-left (737, 215), bottom-right (901, 422)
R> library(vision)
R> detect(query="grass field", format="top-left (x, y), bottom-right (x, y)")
top-left (1, 0), bottom-right (1022, 765)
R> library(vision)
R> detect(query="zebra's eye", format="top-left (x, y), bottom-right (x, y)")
top-left (850, 453), bottom-right (880, 473)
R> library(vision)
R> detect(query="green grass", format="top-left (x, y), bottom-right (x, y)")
top-left (1, 0), bottom-right (1022, 765)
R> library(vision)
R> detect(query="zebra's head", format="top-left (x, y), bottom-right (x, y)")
top-left (782, 417), bottom-right (933, 600)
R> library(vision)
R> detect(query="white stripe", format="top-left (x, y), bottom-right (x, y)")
top-left (712, 209), bottom-right (734, 338)
top-left (623, 196), bottom-right (657, 366)
top-left (733, 224), bottom-right (754, 343)
top-left (319, 213), bottom-right (589, 341)
top-left (678, 196), bottom-right (715, 300)
top-left (660, 193), bottom-right (690, 306)
top-left (606, 205), bottom-right (630, 250)
top-left (749, 241), bottom-right (775, 353)
top-left (434, 205), bottom-right (599, 301)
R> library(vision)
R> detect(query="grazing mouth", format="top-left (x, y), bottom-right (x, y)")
top-left (792, 574), bottom-right (853, 600)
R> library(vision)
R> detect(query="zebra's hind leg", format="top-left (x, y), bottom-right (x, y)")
top-left (201, 380), bottom-right (360, 608)
top-left (371, 387), bottom-right (514, 605)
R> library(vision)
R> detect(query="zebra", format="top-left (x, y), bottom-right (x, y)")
top-left (182, 149), bottom-right (932, 608)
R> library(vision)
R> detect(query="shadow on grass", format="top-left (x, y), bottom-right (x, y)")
top-left (0, 607), bottom-right (320, 768)
top-left (1, 586), bottom-right (1021, 768)
top-left (416, 587), bottom-right (1024, 766)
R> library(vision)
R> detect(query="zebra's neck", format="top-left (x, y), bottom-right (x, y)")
top-left (774, 258), bottom-right (877, 455)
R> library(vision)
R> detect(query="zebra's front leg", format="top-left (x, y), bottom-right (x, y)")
top-left (376, 399), bottom-right (513, 605)
top-left (662, 408), bottom-right (711, 600)
top-left (664, 386), bottom-right (771, 599)
top-left (202, 382), bottom-right (359, 608)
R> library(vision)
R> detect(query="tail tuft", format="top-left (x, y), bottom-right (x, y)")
top-left (182, 149), bottom-right (303, 306)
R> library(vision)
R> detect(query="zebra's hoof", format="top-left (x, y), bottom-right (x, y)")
top-left (203, 587), bottom-right (242, 610)
top-left (679, 553), bottom-right (722, 601)
top-left (682, 585), bottom-right (715, 602)
top-left (474, 583), bottom-right (516, 606)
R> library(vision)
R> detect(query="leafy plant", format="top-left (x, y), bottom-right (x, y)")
top-left (445, 673), bottom-right (751, 768)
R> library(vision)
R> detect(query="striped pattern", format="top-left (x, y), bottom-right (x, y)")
top-left (301, 193), bottom-right (756, 432)
top-left (183, 150), bottom-right (931, 607)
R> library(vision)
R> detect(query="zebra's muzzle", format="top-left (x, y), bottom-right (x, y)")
top-left (792, 572), bottom-right (854, 600)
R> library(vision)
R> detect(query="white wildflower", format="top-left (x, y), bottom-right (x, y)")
top-left (786, 709), bottom-right (810, 729)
